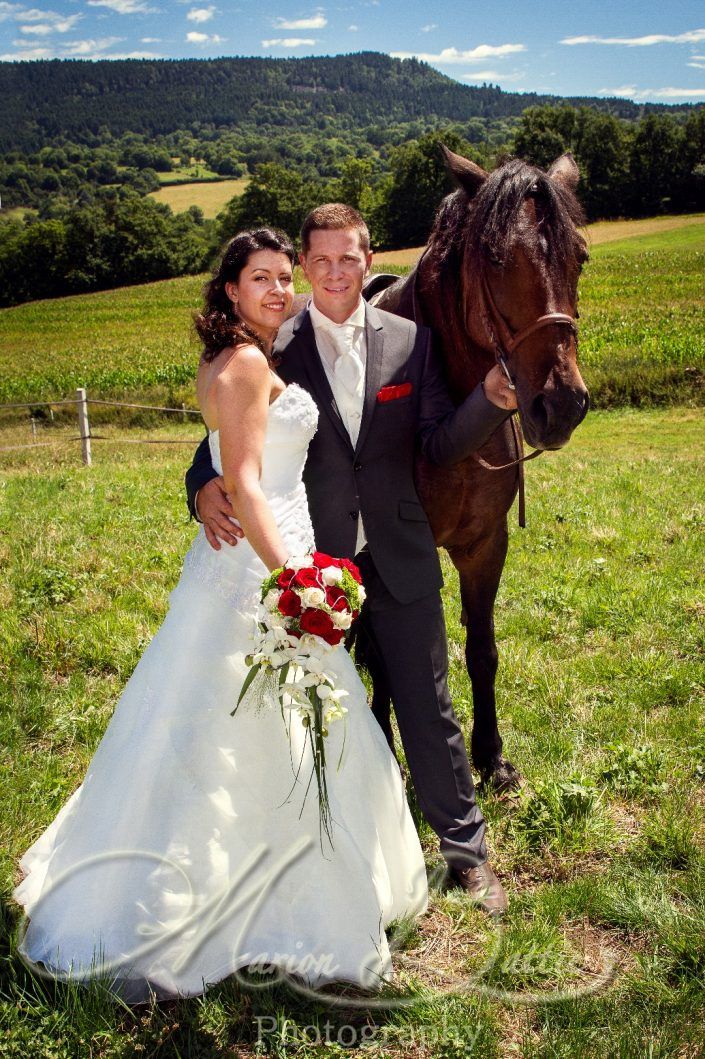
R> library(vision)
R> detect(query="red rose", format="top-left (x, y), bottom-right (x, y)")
top-left (299, 608), bottom-right (336, 640)
top-left (324, 628), bottom-right (345, 646)
top-left (325, 586), bottom-right (349, 613)
top-left (292, 567), bottom-right (322, 589)
top-left (277, 567), bottom-right (295, 588)
top-left (340, 558), bottom-right (363, 584)
top-left (312, 551), bottom-right (341, 569)
top-left (278, 589), bottom-right (302, 618)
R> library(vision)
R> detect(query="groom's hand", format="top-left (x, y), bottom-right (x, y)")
top-left (483, 365), bottom-right (518, 411)
top-left (196, 477), bottom-right (244, 550)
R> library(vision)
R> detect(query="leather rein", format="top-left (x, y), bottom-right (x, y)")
top-left (410, 257), bottom-right (579, 527)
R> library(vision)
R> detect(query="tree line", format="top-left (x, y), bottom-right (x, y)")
top-left (1, 105), bottom-right (703, 308)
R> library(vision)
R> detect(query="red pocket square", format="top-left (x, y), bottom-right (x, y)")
top-left (377, 382), bottom-right (413, 403)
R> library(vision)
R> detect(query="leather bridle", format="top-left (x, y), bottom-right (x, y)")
top-left (480, 270), bottom-right (578, 392)
top-left (409, 257), bottom-right (580, 527)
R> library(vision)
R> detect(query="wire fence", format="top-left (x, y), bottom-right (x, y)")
top-left (0, 388), bottom-right (204, 460)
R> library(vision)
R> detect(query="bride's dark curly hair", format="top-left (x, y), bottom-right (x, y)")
top-left (195, 228), bottom-right (295, 363)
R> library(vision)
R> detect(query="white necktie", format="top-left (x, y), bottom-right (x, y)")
top-left (331, 325), bottom-right (364, 396)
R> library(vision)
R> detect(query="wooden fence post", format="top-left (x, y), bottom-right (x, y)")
top-left (76, 387), bottom-right (91, 466)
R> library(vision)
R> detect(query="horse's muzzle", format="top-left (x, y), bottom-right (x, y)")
top-left (522, 384), bottom-right (590, 450)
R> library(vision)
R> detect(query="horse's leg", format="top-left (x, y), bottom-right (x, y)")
top-left (449, 521), bottom-right (523, 792)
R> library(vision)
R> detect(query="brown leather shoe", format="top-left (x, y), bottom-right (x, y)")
top-left (449, 861), bottom-right (508, 917)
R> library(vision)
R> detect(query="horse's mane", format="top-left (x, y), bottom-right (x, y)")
top-left (426, 158), bottom-right (587, 286)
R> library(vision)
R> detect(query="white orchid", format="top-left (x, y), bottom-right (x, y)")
top-left (263, 589), bottom-right (280, 611)
top-left (286, 555), bottom-right (310, 571)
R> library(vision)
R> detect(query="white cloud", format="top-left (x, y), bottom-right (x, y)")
top-left (460, 69), bottom-right (524, 83)
top-left (562, 29), bottom-right (705, 47)
top-left (187, 5), bottom-right (214, 22)
top-left (272, 13), bottom-right (326, 29)
top-left (348, 23), bottom-right (357, 31)
top-left (599, 84), bottom-right (705, 100)
top-left (261, 36), bottom-right (316, 47)
top-left (688, 61), bottom-right (705, 69)
top-left (0, 2), bottom-right (24, 21)
top-left (391, 43), bottom-right (525, 64)
top-left (86, 0), bottom-right (154, 13)
top-left (421, 23), bottom-right (437, 33)
top-left (63, 36), bottom-right (122, 54)
top-left (19, 12), bottom-right (80, 32)
top-left (105, 49), bottom-right (162, 57)
top-left (186, 29), bottom-right (223, 42)
top-left (1, 44), bottom-right (52, 57)
top-left (141, 35), bottom-right (160, 41)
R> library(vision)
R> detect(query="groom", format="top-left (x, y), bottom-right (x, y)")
top-left (186, 204), bottom-right (516, 915)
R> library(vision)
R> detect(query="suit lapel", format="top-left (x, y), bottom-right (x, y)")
top-left (354, 302), bottom-right (384, 456)
top-left (288, 309), bottom-right (354, 453)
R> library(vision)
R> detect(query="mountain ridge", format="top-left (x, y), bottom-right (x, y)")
top-left (2, 51), bottom-right (698, 151)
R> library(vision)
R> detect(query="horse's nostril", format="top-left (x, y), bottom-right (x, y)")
top-left (530, 393), bottom-right (549, 433)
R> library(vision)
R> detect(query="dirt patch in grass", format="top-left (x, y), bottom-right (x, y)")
top-left (584, 213), bottom-right (705, 246)
top-left (374, 213), bottom-right (705, 267)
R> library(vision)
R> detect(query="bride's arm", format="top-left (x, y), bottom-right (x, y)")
top-left (215, 347), bottom-right (289, 573)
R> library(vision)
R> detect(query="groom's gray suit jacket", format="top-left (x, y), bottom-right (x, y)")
top-left (185, 302), bottom-right (510, 605)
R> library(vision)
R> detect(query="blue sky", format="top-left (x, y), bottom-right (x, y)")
top-left (1, 0), bottom-right (704, 105)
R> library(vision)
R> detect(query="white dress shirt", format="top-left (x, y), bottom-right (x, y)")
top-left (308, 298), bottom-right (367, 553)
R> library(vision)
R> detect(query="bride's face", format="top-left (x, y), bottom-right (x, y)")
top-left (225, 250), bottom-right (294, 339)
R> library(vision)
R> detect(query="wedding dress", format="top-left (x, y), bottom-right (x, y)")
top-left (13, 383), bottom-right (428, 1003)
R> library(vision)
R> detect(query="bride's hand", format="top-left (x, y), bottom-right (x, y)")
top-left (196, 476), bottom-right (245, 551)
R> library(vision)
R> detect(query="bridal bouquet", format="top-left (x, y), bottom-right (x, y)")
top-left (232, 551), bottom-right (366, 845)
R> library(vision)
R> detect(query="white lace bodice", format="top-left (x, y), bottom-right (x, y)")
top-left (208, 382), bottom-right (318, 498)
top-left (179, 384), bottom-right (319, 611)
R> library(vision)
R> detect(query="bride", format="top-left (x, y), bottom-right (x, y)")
top-left (13, 228), bottom-right (428, 1004)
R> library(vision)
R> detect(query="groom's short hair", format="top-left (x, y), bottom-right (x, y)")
top-left (300, 203), bottom-right (371, 255)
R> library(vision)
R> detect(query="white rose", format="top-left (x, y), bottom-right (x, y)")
top-left (301, 586), bottom-right (325, 608)
top-left (322, 566), bottom-right (343, 586)
top-left (331, 610), bottom-right (353, 630)
top-left (357, 584), bottom-right (366, 604)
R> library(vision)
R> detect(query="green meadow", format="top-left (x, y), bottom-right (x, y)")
top-left (0, 219), bottom-right (702, 410)
top-left (1, 407), bottom-right (703, 1056)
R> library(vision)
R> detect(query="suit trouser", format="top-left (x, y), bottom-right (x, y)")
top-left (354, 549), bottom-right (487, 870)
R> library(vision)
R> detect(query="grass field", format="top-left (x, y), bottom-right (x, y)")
top-left (1, 407), bottom-right (703, 1056)
top-left (0, 218), bottom-right (702, 412)
top-left (372, 212), bottom-right (705, 266)
top-left (149, 178), bottom-right (249, 218)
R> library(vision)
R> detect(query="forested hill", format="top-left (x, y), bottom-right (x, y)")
top-left (1, 51), bottom-right (692, 151)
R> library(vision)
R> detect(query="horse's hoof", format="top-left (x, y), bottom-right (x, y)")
top-left (477, 757), bottom-right (524, 795)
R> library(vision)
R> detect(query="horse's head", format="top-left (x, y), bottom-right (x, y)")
top-left (432, 148), bottom-right (590, 451)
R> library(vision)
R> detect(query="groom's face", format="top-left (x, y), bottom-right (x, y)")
top-left (299, 228), bottom-right (372, 324)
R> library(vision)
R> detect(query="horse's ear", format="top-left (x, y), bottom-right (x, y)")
top-left (548, 153), bottom-right (580, 191)
top-left (441, 145), bottom-right (487, 197)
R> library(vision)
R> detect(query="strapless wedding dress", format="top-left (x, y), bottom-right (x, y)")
top-left (13, 384), bottom-right (428, 1003)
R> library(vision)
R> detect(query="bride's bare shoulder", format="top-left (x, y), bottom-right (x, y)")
top-left (198, 344), bottom-right (269, 426)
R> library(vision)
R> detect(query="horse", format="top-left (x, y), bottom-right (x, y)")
top-left (365, 148), bottom-right (590, 792)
